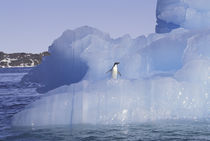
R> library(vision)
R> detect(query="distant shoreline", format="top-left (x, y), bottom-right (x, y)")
top-left (0, 51), bottom-right (50, 68)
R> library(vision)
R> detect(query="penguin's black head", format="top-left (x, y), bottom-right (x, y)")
top-left (114, 62), bottom-right (120, 65)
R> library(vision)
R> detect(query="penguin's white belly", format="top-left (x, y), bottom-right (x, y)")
top-left (112, 66), bottom-right (118, 79)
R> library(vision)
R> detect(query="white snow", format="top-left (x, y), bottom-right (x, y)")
top-left (12, 1), bottom-right (210, 126)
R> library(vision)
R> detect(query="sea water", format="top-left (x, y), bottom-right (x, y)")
top-left (1, 68), bottom-right (210, 141)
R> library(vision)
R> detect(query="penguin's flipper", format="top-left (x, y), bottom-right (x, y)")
top-left (118, 71), bottom-right (121, 76)
top-left (106, 69), bottom-right (112, 74)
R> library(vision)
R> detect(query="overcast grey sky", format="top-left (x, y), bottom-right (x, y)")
top-left (0, 0), bottom-right (157, 53)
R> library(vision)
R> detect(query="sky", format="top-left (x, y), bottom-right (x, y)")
top-left (0, 0), bottom-right (157, 53)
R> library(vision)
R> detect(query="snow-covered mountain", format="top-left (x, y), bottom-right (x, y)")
top-left (0, 52), bottom-right (49, 68)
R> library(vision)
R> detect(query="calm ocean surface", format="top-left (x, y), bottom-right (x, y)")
top-left (0, 68), bottom-right (210, 141)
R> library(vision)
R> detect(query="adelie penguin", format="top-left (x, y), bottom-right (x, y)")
top-left (107, 62), bottom-right (121, 79)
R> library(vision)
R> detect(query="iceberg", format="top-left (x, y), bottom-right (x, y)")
top-left (13, 1), bottom-right (210, 126)
top-left (156, 0), bottom-right (210, 33)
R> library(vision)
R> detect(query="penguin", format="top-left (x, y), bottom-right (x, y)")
top-left (107, 62), bottom-right (121, 79)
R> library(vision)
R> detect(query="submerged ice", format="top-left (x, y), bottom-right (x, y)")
top-left (13, 0), bottom-right (210, 126)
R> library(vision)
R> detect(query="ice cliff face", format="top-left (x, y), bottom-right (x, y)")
top-left (156, 0), bottom-right (210, 33)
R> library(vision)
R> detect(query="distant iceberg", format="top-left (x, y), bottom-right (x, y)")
top-left (156, 0), bottom-right (210, 33)
top-left (13, 0), bottom-right (210, 126)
